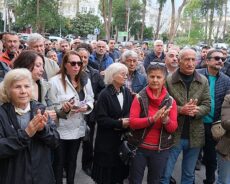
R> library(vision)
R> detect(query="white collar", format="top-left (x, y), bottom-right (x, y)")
top-left (15, 103), bottom-right (31, 115)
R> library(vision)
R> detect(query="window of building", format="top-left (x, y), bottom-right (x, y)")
top-left (81, 7), bottom-right (87, 13)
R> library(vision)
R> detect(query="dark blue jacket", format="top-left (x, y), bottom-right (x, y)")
top-left (89, 52), bottom-right (113, 72)
top-left (221, 60), bottom-right (230, 77)
top-left (0, 101), bottom-right (60, 184)
top-left (109, 49), bottom-right (120, 62)
top-left (0, 62), bottom-right (10, 82)
top-left (143, 51), bottom-right (165, 70)
top-left (131, 70), bottom-right (147, 93)
top-left (198, 68), bottom-right (230, 122)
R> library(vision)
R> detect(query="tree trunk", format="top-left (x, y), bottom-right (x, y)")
top-left (222, 0), bottom-right (228, 39)
top-left (204, 11), bottom-right (209, 44)
top-left (76, 0), bottom-right (80, 14)
top-left (215, 7), bottom-right (223, 42)
top-left (172, 0), bottom-right (188, 41)
top-left (141, 0), bottom-right (146, 41)
top-left (102, 0), bottom-right (109, 40)
top-left (107, 0), bottom-right (113, 39)
top-left (168, 0), bottom-right (175, 42)
top-left (36, 0), bottom-right (40, 32)
top-left (155, 4), bottom-right (163, 40)
top-left (125, 0), bottom-right (130, 41)
top-left (208, 6), bottom-right (215, 46)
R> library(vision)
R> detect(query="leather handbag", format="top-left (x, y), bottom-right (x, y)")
top-left (211, 120), bottom-right (225, 141)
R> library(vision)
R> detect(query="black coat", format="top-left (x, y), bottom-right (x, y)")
top-left (0, 101), bottom-right (60, 184)
top-left (94, 85), bottom-right (133, 167)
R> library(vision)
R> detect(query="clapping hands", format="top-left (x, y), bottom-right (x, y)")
top-left (25, 109), bottom-right (48, 137)
top-left (180, 99), bottom-right (199, 117)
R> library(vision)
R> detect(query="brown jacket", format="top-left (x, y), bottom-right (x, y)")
top-left (216, 92), bottom-right (230, 159)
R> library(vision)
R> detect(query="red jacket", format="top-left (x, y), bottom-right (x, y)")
top-left (130, 86), bottom-right (178, 150)
top-left (0, 51), bottom-right (11, 66)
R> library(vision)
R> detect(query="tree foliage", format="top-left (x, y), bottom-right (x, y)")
top-left (14, 0), bottom-right (61, 33)
top-left (112, 0), bottom-right (142, 37)
top-left (70, 14), bottom-right (102, 37)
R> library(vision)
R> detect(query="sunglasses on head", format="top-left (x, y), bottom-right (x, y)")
top-left (150, 61), bottom-right (166, 67)
top-left (68, 61), bottom-right (83, 67)
top-left (209, 56), bottom-right (226, 62)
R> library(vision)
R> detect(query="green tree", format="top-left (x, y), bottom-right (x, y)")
top-left (113, 0), bottom-right (142, 39)
top-left (200, 0), bottom-right (225, 45)
top-left (70, 14), bottom-right (102, 38)
top-left (14, 0), bottom-right (60, 33)
top-left (143, 27), bottom-right (153, 40)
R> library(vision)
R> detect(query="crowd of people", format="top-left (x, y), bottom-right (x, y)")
top-left (0, 31), bottom-right (229, 184)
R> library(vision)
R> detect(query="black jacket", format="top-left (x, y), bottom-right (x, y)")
top-left (94, 85), bottom-right (133, 167)
top-left (0, 101), bottom-right (60, 184)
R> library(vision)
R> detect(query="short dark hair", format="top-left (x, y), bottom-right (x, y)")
top-left (202, 46), bottom-right (210, 50)
top-left (147, 59), bottom-right (167, 78)
top-left (76, 43), bottom-right (93, 54)
top-left (206, 49), bottom-right (223, 60)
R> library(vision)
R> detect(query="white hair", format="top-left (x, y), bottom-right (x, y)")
top-left (104, 63), bottom-right (128, 85)
top-left (0, 68), bottom-right (33, 103)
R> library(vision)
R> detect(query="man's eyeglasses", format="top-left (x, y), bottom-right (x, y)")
top-left (209, 56), bottom-right (226, 62)
top-left (68, 61), bottom-right (83, 67)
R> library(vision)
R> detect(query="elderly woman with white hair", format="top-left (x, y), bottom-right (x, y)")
top-left (92, 63), bottom-right (133, 184)
top-left (0, 68), bottom-right (59, 184)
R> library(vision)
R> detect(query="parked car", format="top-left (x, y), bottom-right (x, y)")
top-left (48, 36), bottom-right (63, 42)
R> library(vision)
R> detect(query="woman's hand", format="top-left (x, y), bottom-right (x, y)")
top-left (71, 104), bottom-right (88, 113)
top-left (151, 106), bottom-right (172, 124)
top-left (62, 101), bottom-right (74, 113)
top-left (37, 110), bottom-right (48, 131)
top-left (160, 106), bottom-right (172, 124)
top-left (46, 110), bottom-right (57, 121)
top-left (122, 118), bottom-right (130, 128)
top-left (25, 109), bottom-right (49, 137)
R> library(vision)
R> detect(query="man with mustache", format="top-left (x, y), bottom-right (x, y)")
top-left (161, 48), bottom-right (210, 184)
top-left (197, 49), bottom-right (230, 184)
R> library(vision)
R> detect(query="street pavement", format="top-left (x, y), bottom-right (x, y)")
top-left (64, 145), bottom-right (206, 184)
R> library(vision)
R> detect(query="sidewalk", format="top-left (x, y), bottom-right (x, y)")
top-left (64, 146), bottom-right (206, 184)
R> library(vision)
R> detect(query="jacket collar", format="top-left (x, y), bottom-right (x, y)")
top-left (203, 67), bottom-right (221, 78)
top-left (107, 84), bottom-right (125, 95)
top-left (171, 69), bottom-right (203, 84)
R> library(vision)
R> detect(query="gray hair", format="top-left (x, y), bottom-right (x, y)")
top-left (0, 68), bottom-right (33, 103)
top-left (178, 48), bottom-right (197, 60)
top-left (27, 33), bottom-right (45, 46)
top-left (154, 40), bottom-right (163, 46)
top-left (46, 50), bottom-right (57, 57)
top-left (121, 50), bottom-right (138, 63)
top-left (104, 63), bottom-right (128, 85)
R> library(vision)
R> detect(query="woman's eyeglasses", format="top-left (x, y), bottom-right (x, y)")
top-left (68, 61), bottom-right (83, 67)
top-left (209, 56), bottom-right (226, 62)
